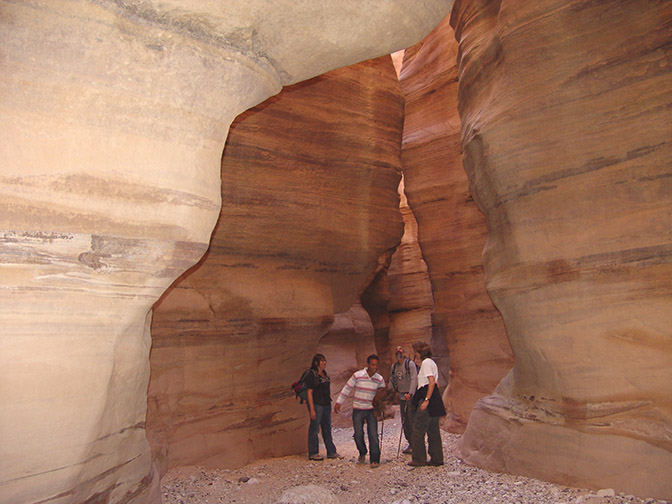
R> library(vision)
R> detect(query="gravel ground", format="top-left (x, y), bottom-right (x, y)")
top-left (161, 412), bottom-right (670, 504)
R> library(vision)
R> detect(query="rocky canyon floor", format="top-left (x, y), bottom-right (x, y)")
top-left (161, 411), bottom-right (670, 504)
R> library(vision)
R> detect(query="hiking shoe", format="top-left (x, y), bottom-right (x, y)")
top-left (407, 460), bottom-right (426, 467)
top-left (327, 453), bottom-right (343, 459)
top-left (357, 454), bottom-right (366, 464)
top-left (370, 462), bottom-right (379, 469)
top-left (309, 454), bottom-right (324, 461)
top-left (402, 446), bottom-right (412, 455)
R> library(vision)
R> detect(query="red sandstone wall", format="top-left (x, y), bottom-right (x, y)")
top-left (452, 0), bottom-right (672, 498)
top-left (146, 56), bottom-right (404, 472)
top-left (400, 15), bottom-right (513, 433)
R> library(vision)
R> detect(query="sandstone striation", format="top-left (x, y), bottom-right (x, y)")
top-left (385, 180), bottom-right (435, 361)
top-left (400, 15), bottom-right (513, 432)
top-left (147, 55), bottom-right (406, 471)
top-left (318, 302), bottom-right (380, 428)
top-left (0, 1), bottom-right (453, 502)
top-left (359, 179), bottom-right (436, 378)
top-left (451, 0), bottom-right (672, 499)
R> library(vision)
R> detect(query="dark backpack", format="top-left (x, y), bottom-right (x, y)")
top-left (291, 369), bottom-right (314, 404)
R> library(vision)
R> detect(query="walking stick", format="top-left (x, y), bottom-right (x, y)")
top-left (380, 415), bottom-right (385, 454)
top-left (397, 404), bottom-right (405, 458)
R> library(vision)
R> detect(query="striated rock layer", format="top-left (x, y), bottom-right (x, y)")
top-left (0, 1), bottom-right (453, 502)
top-left (318, 302), bottom-right (379, 428)
top-left (360, 179), bottom-right (436, 378)
top-left (334, 177), bottom-right (438, 429)
top-left (147, 55), bottom-right (405, 471)
top-left (452, 0), bottom-right (672, 499)
top-left (386, 179), bottom-right (435, 362)
top-left (400, 15), bottom-right (513, 432)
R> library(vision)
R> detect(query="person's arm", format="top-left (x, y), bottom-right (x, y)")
top-left (407, 360), bottom-right (418, 400)
top-left (420, 374), bottom-right (435, 411)
top-left (307, 388), bottom-right (316, 420)
top-left (334, 373), bottom-right (357, 413)
top-left (305, 371), bottom-right (317, 420)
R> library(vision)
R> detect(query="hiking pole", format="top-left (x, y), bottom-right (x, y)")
top-left (380, 415), bottom-right (385, 455)
top-left (397, 404), bottom-right (405, 458)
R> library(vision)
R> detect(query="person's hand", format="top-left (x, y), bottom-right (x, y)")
top-left (404, 393), bottom-right (411, 401)
top-left (420, 399), bottom-right (428, 411)
top-left (334, 403), bottom-right (341, 414)
top-left (310, 409), bottom-right (316, 420)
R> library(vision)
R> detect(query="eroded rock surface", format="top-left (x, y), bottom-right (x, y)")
top-left (147, 55), bottom-right (405, 471)
top-left (359, 179), bottom-right (436, 374)
top-left (451, 0), bottom-right (672, 499)
top-left (318, 302), bottom-right (380, 427)
top-left (386, 180), bottom-right (435, 360)
top-left (400, 15), bottom-right (513, 432)
top-left (0, 1), bottom-right (452, 502)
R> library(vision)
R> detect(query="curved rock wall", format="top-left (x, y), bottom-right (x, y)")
top-left (451, 0), bottom-right (672, 499)
top-left (359, 179), bottom-right (436, 377)
top-left (341, 177), bottom-right (438, 427)
top-left (147, 55), bottom-right (405, 471)
top-left (318, 302), bottom-right (380, 427)
top-left (400, 15), bottom-right (513, 433)
top-left (0, 1), bottom-right (453, 502)
top-left (386, 180), bottom-right (435, 359)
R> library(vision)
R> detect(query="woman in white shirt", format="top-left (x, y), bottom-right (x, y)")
top-left (408, 341), bottom-right (445, 466)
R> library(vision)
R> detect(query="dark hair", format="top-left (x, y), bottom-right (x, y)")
top-left (310, 353), bottom-right (326, 371)
top-left (366, 354), bottom-right (379, 364)
top-left (412, 341), bottom-right (432, 360)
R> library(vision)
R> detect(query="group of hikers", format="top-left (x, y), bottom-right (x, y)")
top-left (302, 341), bottom-right (445, 468)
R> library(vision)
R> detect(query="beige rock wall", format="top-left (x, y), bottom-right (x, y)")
top-left (451, 0), bottom-right (672, 499)
top-left (0, 1), bottom-right (453, 502)
top-left (147, 55), bottom-right (406, 471)
top-left (400, 15), bottom-right (513, 432)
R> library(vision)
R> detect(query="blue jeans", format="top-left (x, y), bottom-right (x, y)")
top-left (308, 403), bottom-right (337, 457)
top-left (352, 408), bottom-right (380, 463)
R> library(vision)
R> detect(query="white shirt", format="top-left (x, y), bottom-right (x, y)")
top-left (417, 358), bottom-right (439, 388)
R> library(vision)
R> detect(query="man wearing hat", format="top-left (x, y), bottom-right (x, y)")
top-left (389, 345), bottom-right (418, 454)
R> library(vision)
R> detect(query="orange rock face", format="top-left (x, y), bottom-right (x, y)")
top-left (451, 0), bottom-right (672, 499)
top-left (400, 16), bottom-right (513, 433)
top-left (147, 56), bottom-right (405, 471)
top-left (386, 180), bottom-right (435, 360)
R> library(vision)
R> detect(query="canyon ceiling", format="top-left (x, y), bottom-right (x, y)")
top-left (1, 1), bottom-right (671, 504)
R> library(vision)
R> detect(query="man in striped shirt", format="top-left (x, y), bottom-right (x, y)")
top-left (334, 354), bottom-right (386, 468)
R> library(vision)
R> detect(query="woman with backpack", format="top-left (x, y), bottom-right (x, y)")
top-left (305, 353), bottom-right (341, 461)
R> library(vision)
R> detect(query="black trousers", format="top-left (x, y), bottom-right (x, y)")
top-left (400, 398), bottom-right (415, 444)
top-left (410, 406), bottom-right (443, 464)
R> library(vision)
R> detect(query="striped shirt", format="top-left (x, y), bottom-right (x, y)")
top-left (335, 368), bottom-right (386, 410)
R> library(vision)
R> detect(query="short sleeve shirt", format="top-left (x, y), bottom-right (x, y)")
top-left (417, 358), bottom-right (439, 388)
top-left (304, 370), bottom-right (332, 406)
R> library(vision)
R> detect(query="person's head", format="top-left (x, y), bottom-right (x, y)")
top-left (366, 354), bottom-right (379, 375)
top-left (412, 341), bottom-right (432, 362)
top-left (311, 353), bottom-right (327, 371)
top-left (394, 345), bottom-right (405, 363)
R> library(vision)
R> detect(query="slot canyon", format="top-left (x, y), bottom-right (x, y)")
top-left (1, 1), bottom-right (670, 503)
